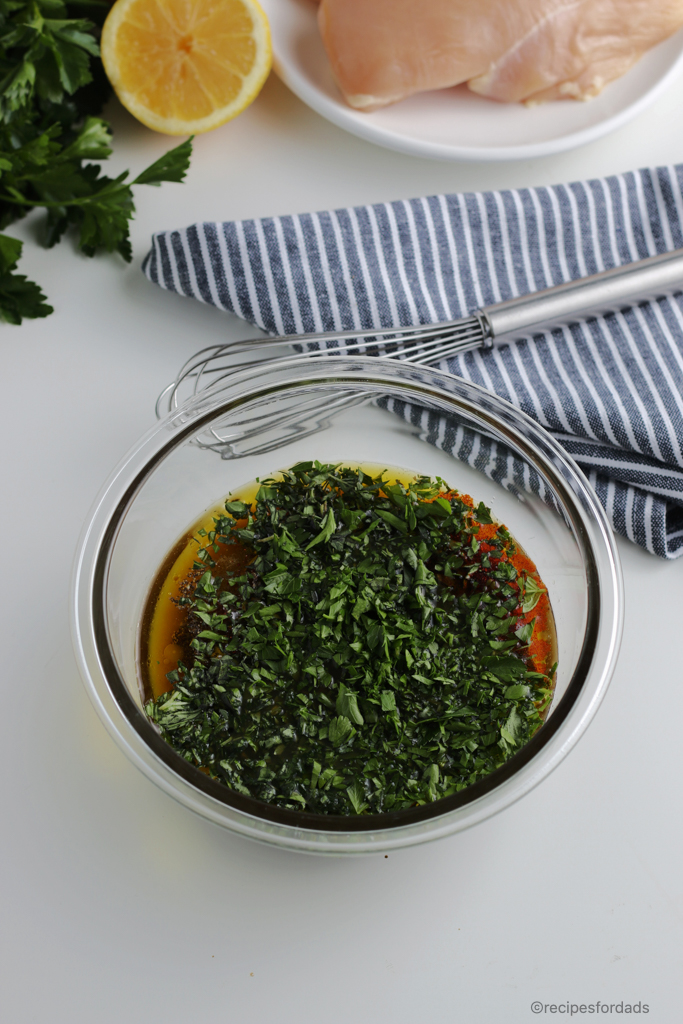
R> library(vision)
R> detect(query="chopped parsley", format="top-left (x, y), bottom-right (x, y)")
top-left (146, 463), bottom-right (555, 816)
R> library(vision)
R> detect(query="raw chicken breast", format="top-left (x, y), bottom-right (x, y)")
top-left (316, 0), bottom-right (683, 109)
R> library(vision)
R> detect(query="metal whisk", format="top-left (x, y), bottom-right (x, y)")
top-left (158, 246), bottom-right (683, 422)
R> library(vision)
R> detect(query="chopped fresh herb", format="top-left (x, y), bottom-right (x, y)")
top-left (146, 463), bottom-right (556, 816)
top-left (0, 0), bottom-right (193, 323)
top-left (521, 575), bottom-right (546, 613)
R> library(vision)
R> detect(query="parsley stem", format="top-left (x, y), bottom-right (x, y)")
top-left (0, 185), bottom-right (130, 209)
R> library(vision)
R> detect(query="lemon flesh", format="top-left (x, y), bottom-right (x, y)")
top-left (101, 0), bottom-right (272, 135)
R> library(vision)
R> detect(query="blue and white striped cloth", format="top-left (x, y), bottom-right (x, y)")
top-left (143, 165), bottom-right (683, 558)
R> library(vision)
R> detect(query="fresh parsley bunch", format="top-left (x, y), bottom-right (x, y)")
top-left (147, 464), bottom-right (555, 817)
top-left (0, 0), bottom-right (193, 323)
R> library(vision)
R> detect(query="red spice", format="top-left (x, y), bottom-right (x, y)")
top-left (439, 491), bottom-right (555, 680)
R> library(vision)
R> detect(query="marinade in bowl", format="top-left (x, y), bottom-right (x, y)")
top-left (140, 462), bottom-right (558, 817)
top-left (71, 357), bottom-right (622, 853)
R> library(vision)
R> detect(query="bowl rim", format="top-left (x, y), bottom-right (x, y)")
top-left (72, 357), bottom-right (623, 848)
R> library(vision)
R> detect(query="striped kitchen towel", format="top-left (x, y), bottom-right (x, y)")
top-left (143, 165), bottom-right (683, 559)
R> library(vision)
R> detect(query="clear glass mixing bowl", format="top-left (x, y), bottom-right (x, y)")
top-left (71, 357), bottom-right (623, 854)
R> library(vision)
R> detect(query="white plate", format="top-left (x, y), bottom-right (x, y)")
top-left (261, 0), bottom-right (683, 162)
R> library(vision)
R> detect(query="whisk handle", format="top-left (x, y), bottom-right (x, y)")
top-left (481, 247), bottom-right (683, 343)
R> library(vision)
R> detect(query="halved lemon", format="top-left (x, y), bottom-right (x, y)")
top-left (101, 0), bottom-right (272, 135)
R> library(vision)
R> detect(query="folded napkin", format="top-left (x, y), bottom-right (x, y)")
top-left (143, 165), bottom-right (683, 559)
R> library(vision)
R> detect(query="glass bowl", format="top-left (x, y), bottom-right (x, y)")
top-left (71, 357), bottom-right (623, 854)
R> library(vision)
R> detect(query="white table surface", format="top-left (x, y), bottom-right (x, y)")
top-left (3, 69), bottom-right (683, 1024)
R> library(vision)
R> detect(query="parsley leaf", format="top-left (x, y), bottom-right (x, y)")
top-left (132, 138), bottom-right (194, 185)
top-left (0, 232), bottom-right (52, 322)
top-left (522, 576), bottom-right (546, 613)
top-left (0, 1), bottom-right (193, 323)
